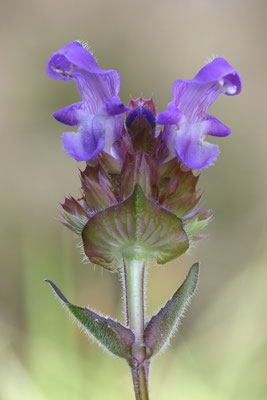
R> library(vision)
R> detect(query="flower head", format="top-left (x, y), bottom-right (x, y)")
top-left (47, 43), bottom-right (242, 267)
top-left (157, 57), bottom-right (242, 169)
top-left (47, 42), bottom-right (128, 161)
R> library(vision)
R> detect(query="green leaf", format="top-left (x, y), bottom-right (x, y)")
top-left (82, 184), bottom-right (189, 269)
top-left (46, 280), bottom-right (135, 360)
top-left (144, 263), bottom-right (199, 357)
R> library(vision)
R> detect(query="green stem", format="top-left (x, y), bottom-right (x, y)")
top-left (123, 257), bottom-right (149, 400)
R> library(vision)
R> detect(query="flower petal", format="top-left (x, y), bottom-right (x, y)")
top-left (53, 102), bottom-right (87, 126)
top-left (172, 57), bottom-right (242, 123)
top-left (47, 42), bottom-right (121, 113)
top-left (100, 96), bottom-right (128, 116)
top-left (162, 125), bottom-right (178, 159)
top-left (62, 116), bottom-right (105, 161)
top-left (104, 114), bottom-right (123, 155)
top-left (206, 115), bottom-right (231, 137)
top-left (157, 102), bottom-right (183, 125)
top-left (174, 123), bottom-right (220, 170)
top-left (193, 58), bottom-right (242, 94)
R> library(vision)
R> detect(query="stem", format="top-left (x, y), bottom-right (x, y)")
top-left (123, 257), bottom-right (149, 400)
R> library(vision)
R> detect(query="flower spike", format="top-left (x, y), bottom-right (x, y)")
top-left (46, 43), bottom-right (242, 400)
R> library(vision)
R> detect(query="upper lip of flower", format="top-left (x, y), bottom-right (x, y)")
top-left (47, 41), bottom-right (121, 113)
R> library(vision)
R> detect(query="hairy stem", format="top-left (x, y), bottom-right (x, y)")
top-left (123, 257), bottom-right (149, 400)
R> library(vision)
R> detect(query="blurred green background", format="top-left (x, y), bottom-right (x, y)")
top-left (1, 0), bottom-right (267, 398)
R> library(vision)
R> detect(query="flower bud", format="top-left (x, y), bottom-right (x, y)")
top-left (125, 98), bottom-right (157, 152)
top-left (126, 106), bottom-right (156, 133)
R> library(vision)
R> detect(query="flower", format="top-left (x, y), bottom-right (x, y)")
top-left (47, 42), bottom-right (128, 161)
top-left (157, 57), bottom-right (242, 169)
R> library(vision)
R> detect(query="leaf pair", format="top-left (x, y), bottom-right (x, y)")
top-left (46, 263), bottom-right (199, 362)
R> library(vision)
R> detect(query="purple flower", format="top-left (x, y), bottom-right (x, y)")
top-left (47, 42), bottom-right (128, 161)
top-left (157, 57), bottom-right (242, 169)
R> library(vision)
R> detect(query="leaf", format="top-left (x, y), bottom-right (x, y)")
top-left (46, 280), bottom-right (135, 360)
top-left (144, 263), bottom-right (199, 357)
top-left (82, 184), bottom-right (189, 269)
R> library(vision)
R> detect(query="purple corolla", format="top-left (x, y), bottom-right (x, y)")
top-left (157, 57), bottom-right (242, 169)
top-left (47, 42), bottom-right (128, 161)
top-left (47, 43), bottom-right (242, 170)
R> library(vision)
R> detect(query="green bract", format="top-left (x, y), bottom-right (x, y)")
top-left (82, 185), bottom-right (189, 269)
